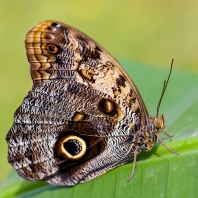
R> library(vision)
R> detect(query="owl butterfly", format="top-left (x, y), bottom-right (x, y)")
top-left (6, 20), bottom-right (178, 186)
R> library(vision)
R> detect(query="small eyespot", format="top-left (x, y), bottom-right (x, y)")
top-left (98, 98), bottom-right (119, 117)
top-left (46, 44), bottom-right (59, 54)
top-left (56, 135), bottom-right (86, 160)
top-left (72, 112), bottom-right (89, 121)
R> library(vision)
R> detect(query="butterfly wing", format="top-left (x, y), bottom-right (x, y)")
top-left (7, 20), bottom-right (148, 186)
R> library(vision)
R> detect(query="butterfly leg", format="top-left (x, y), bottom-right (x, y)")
top-left (156, 133), bottom-right (179, 155)
top-left (163, 130), bottom-right (174, 137)
top-left (127, 146), bottom-right (139, 182)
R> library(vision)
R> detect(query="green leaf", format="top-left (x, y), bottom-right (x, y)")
top-left (1, 60), bottom-right (198, 198)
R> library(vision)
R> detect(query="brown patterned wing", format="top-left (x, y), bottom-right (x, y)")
top-left (26, 20), bottom-right (148, 123)
top-left (6, 20), bottom-right (148, 186)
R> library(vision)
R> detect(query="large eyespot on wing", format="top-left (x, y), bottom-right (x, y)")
top-left (55, 134), bottom-right (87, 161)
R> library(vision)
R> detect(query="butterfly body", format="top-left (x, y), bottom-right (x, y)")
top-left (6, 21), bottom-right (177, 186)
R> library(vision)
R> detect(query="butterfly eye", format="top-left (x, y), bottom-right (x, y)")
top-left (98, 98), bottom-right (118, 117)
top-left (46, 44), bottom-right (60, 54)
top-left (56, 135), bottom-right (86, 160)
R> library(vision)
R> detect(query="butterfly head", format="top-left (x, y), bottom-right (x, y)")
top-left (153, 114), bottom-right (165, 132)
top-left (148, 114), bottom-right (165, 136)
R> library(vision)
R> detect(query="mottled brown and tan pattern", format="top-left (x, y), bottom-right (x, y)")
top-left (6, 20), bottom-right (178, 186)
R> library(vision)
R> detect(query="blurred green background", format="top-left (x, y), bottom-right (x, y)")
top-left (1, 0), bottom-right (198, 183)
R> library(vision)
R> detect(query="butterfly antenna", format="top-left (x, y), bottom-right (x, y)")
top-left (156, 59), bottom-right (174, 117)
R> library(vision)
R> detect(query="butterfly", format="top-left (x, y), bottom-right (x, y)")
top-left (6, 20), bottom-right (179, 186)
